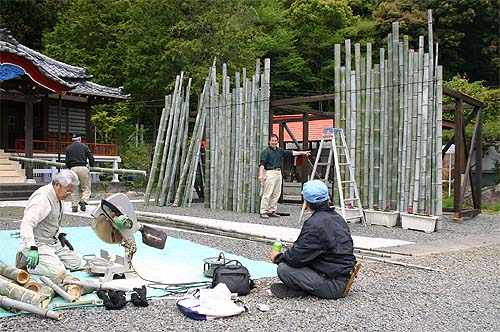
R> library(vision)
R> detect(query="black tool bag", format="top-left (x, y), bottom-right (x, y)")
top-left (211, 260), bottom-right (255, 296)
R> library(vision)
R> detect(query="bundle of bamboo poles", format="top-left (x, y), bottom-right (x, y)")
top-left (146, 59), bottom-right (270, 213)
top-left (144, 72), bottom-right (193, 206)
top-left (333, 10), bottom-right (442, 218)
top-left (204, 59), bottom-right (270, 213)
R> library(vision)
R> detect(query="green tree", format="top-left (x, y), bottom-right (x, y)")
top-left (443, 75), bottom-right (500, 149)
top-left (43, 0), bottom-right (131, 88)
top-left (0, 0), bottom-right (68, 50)
top-left (373, 0), bottom-right (500, 85)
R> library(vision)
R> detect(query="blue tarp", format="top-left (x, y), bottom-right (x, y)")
top-left (0, 227), bottom-right (277, 318)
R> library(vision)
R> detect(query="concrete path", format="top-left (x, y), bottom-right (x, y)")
top-left (4, 199), bottom-right (499, 256)
top-left (1, 199), bottom-right (413, 250)
top-left (379, 231), bottom-right (500, 256)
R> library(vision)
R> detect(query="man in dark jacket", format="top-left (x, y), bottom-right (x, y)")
top-left (65, 134), bottom-right (95, 212)
top-left (270, 180), bottom-right (359, 299)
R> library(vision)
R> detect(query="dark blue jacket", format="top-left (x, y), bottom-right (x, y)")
top-left (65, 141), bottom-right (95, 168)
top-left (275, 205), bottom-right (356, 278)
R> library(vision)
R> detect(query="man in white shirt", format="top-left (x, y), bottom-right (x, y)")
top-left (17, 169), bottom-right (82, 277)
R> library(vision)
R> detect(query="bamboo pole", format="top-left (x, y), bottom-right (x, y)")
top-left (0, 296), bottom-right (61, 320)
top-left (144, 95), bottom-right (172, 205)
top-left (0, 264), bottom-right (30, 285)
top-left (175, 70), bottom-right (211, 207)
top-left (390, 23), bottom-right (400, 207)
top-left (23, 278), bottom-right (41, 292)
top-left (372, 64), bottom-right (381, 206)
top-left (0, 277), bottom-right (48, 307)
top-left (156, 92), bottom-right (176, 204)
top-left (363, 43), bottom-right (372, 207)
top-left (9, 157), bottom-right (146, 177)
top-left (233, 74), bottom-right (241, 211)
top-left (40, 276), bottom-right (76, 302)
top-left (166, 79), bottom-right (192, 205)
top-left (160, 73), bottom-right (184, 206)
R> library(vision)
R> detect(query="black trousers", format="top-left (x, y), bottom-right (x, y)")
top-left (277, 262), bottom-right (348, 299)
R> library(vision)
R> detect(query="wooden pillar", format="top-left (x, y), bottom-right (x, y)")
top-left (279, 123), bottom-right (284, 149)
top-left (301, 113), bottom-right (309, 183)
top-left (24, 95), bottom-right (33, 179)
top-left (473, 106), bottom-right (483, 210)
top-left (453, 99), bottom-right (463, 218)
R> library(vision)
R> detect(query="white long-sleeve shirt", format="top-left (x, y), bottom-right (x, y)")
top-left (20, 184), bottom-right (62, 248)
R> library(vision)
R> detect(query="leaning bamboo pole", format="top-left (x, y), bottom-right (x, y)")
top-left (166, 79), bottom-right (192, 205)
top-left (144, 98), bottom-right (169, 205)
top-left (175, 69), bottom-right (211, 207)
top-left (156, 92), bottom-right (176, 204)
top-left (159, 73), bottom-right (184, 206)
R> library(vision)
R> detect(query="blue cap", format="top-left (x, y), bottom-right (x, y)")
top-left (302, 180), bottom-right (329, 203)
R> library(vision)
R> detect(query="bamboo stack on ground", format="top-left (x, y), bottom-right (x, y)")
top-left (333, 10), bottom-right (442, 218)
top-left (0, 277), bottom-right (50, 308)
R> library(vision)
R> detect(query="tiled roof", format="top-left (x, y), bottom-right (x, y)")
top-left (273, 114), bottom-right (334, 142)
top-left (0, 29), bottom-right (128, 99)
top-left (70, 81), bottom-right (130, 99)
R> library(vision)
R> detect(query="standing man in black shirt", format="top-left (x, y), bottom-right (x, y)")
top-left (65, 134), bottom-right (95, 212)
top-left (258, 134), bottom-right (310, 219)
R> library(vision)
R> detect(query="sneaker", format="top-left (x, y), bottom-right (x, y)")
top-left (79, 201), bottom-right (86, 212)
top-left (260, 214), bottom-right (269, 219)
top-left (268, 212), bottom-right (280, 218)
top-left (341, 261), bottom-right (362, 298)
top-left (16, 251), bottom-right (27, 270)
top-left (72, 206), bottom-right (78, 213)
top-left (270, 283), bottom-right (308, 299)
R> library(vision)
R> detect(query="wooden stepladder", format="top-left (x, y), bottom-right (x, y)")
top-left (300, 128), bottom-right (366, 226)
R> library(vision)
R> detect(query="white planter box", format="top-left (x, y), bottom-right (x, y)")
top-left (364, 209), bottom-right (399, 227)
top-left (400, 212), bottom-right (439, 233)
top-left (334, 206), bottom-right (362, 223)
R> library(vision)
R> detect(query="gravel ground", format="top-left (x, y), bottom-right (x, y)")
top-left (1, 196), bottom-right (499, 332)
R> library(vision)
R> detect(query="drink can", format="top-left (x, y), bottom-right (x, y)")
top-left (273, 241), bottom-right (282, 253)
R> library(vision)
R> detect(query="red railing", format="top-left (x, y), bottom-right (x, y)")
top-left (15, 139), bottom-right (118, 156)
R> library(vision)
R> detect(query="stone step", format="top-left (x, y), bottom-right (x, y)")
top-left (0, 169), bottom-right (25, 177)
top-left (0, 190), bottom-right (37, 200)
top-left (0, 175), bottom-right (27, 183)
top-left (0, 183), bottom-right (43, 201)
top-left (0, 163), bottom-right (21, 170)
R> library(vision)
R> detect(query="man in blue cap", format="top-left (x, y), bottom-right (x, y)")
top-left (269, 180), bottom-right (360, 299)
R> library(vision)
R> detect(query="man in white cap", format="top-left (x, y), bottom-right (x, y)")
top-left (269, 179), bottom-right (360, 299)
top-left (65, 133), bottom-right (94, 212)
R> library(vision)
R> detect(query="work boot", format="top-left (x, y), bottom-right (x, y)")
top-left (16, 251), bottom-right (27, 270)
top-left (72, 206), bottom-right (78, 213)
top-left (79, 201), bottom-right (86, 212)
top-left (341, 261), bottom-right (361, 298)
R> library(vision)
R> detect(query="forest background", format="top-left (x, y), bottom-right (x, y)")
top-left (1, 0), bottom-right (499, 182)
